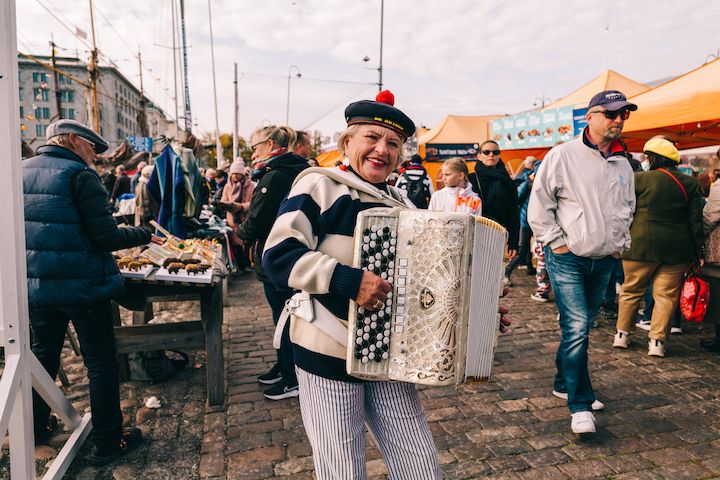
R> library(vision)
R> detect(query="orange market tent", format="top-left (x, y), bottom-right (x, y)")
top-left (316, 149), bottom-right (343, 167)
top-left (622, 58), bottom-right (720, 150)
top-left (542, 69), bottom-right (650, 110)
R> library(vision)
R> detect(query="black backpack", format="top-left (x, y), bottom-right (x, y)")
top-left (402, 170), bottom-right (430, 209)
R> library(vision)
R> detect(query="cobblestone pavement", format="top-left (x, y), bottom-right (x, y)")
top-left (4, 270), bottom-right (720, 479)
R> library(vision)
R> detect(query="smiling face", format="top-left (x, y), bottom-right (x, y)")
top-left (343, 124), bottom-right (403, 183)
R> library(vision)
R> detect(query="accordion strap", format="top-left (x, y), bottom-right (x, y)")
top-left (273, 292), bottom-right (348, 350)
top-left (293, 165), bottom-right (413, 208)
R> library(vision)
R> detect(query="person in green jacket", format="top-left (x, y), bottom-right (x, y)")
top-left (613, 138), bottom-right (704, 357)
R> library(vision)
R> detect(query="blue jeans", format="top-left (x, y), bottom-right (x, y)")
top-left (545, 249), bottom-right (616, 413)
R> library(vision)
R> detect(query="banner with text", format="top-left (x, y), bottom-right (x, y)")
top-left (425, 143), bottom-right (480, 162)
top-left (490, 106), bottom-right (576, 149)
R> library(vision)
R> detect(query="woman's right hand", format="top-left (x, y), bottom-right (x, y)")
top-left (356, 270), bottom-right (391, 311)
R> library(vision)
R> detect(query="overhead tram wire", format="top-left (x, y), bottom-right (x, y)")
top-left (299, 84), bottom-right (377, 132)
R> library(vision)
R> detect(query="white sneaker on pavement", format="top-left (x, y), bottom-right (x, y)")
top-left (552, 390), bottom-right (604, 411)
top-left (648, 338), bottom-right (665, 357)
top-left (613, 330), bottom-right (630, 349)
top-left (670, 326), bottom-right (682, 334)
top-left (571, 411), bottom-right (596, 434)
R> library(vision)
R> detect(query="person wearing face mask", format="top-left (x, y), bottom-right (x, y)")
top-left (428, 156), bottom-right (481, 215)
top-left (237, 125), bottom-right (309, 400)
top-left (468, 140), bottom-right (519, 282)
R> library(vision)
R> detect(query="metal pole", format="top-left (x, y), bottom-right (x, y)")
top-left (50, 35), bottom-right (63, 119)
top-left (378, 0), bottom-right (384, 92)
top-left (179, 0), bottom-right (192, 133)
top-left (286, 65), bottom-right (300, 126)
top-left (138, 46), bottom-right (148, 137)
top-left (207, 0), bottom-right (223, 169)
top-left (171, 0), bottom-right (180, 137)
top-left (88, 0), bottom-right (100, 132)
top-left (233, 62), bottom-right (238, 160)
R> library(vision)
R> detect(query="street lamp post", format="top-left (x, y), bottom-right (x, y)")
top-left (286, 65), bottom-right (301, 126)
top-left (533, 94), bottom-right (552, 108)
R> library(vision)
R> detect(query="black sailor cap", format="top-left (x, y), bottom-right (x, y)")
top-left (345, 90), bottom-right (415, 140)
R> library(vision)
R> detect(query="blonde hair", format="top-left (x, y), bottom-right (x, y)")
top-left (252, 125), bottom-right (297, 149)
top-left (442, 157), bottom-right (469, 178)
top-left (337, 124), bottom-right (407, 165)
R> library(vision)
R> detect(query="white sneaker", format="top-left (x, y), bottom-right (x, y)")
top-left (636, 319), bottom-right (651, 331)
top-left (552, 390), bottom-right (605, 411)
top-left (670, 326), bottom-right (682, 334)
top-left (613, 331), bottom-right (630, 349)
top-left (648, 339), bottom-right (665, 357)
top-left (571, 411), bottom-right (596, 434)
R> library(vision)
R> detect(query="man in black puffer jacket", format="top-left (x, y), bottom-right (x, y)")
top-left (24, 120), bottom-right (160, 465)
top-left (238, 125), bottom-right (309, 400)
top-left (468, 140), bottom-right (520, 277)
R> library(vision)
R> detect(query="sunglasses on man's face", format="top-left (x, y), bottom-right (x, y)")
top-left (591, 109), bottom-right (631, 121)
top-left (481, 149), bottom-right (501, 156)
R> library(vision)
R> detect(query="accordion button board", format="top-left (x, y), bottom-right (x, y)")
top-left (347, 207), bottom-right (508, 386)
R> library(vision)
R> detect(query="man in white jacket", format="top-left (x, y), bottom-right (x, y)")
top-left (528, 90), bottom-right (636, 434)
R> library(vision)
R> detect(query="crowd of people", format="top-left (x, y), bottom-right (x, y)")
top-left (20, 86), bottom-right (720, 475)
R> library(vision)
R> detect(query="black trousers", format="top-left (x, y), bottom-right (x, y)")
top-left (263, 282), bottom-right (297, 386)
top-left (505, 226), bottom-right (534, 275)
top-left (30, 299), bottom-right (123, 447)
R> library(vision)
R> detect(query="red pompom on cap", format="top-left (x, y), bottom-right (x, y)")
top-left (375, 90), bottom-right (395, 106)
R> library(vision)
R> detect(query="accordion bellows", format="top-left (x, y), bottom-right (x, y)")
top-left (347, 208), bottom-right (508, 385)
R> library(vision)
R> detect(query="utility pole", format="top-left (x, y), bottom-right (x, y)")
top-left (378, 0), bottom-right (384, 92)
top-left (87, 0), bottom-right (100, 132)
top-left (207, 0), bottom-right (223, 169)
top-left (171, 0), bottom-right (180, 137)
top-left (233, 62), bottom-right (238, 161)
top-left (179, 0), bottom-right (192, 133)
top-left (50, 35), bottom-right (63, 120)
top-left (137, 46), bottom-right (148, 136)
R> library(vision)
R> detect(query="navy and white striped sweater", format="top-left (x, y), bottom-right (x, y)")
top-left (263, 167), bottom-right (409, 381)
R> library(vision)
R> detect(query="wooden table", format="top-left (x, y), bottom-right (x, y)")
top-left (112, 267), bottom-right (225, 406)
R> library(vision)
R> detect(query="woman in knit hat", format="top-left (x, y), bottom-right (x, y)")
top-left (222, 160), bottom-right (254, 271)
top-left (613, 138), bottom-right (704, 357)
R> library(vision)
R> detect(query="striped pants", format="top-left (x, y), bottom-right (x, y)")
top-left (296, 367), bottom-right (442, 480)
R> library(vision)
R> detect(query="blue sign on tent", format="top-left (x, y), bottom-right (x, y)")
top-left (127, 135), bottom-right (153, 153)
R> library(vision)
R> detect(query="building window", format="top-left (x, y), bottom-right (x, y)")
top-left (58, 74), bottom-right (72, 85)
top-left (32, 72), bottom-right (48, 83)
top-left (19, 88), bottom-right (24, 101)
top-left (33, 88), bottom-right (49, 102)
top-left (68, 108), bottom-right (76, 120)
top-left (117, 128), bottom-right (123, 140)
top-left (59, 90), bottom-right (75, 103)
top-left (36, 124), bottom-right (47, 137)
top-left (34, 107), bottom-right (51, 120)
top-left (19, 106), bottom-right (24, 118)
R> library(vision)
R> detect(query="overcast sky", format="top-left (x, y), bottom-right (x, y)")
top-left (15, 0), bottom-right (720, 142)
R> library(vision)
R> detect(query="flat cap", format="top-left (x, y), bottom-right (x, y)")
top-left (345, 90), bottom-right (415, 140)
top-left (46, 119), bottom-right (110, 154)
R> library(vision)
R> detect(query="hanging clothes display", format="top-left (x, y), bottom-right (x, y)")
top-left (148, 145), bottom-right (188, 238)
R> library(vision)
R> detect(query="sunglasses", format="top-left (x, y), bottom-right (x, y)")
top-left (481, 149), bottom-right (501, 156)
top-left (250, 138), bottom-right (270, 152)
top-left (590, 109), bottom-right (631, 121)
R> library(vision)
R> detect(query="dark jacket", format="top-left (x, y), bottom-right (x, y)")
top-left (24, 145), bottom-right (151, 307)
top-left (237, 151), bottom-right (309, 282)
top-left (623, 166), bottom-right (704, 264)
top-left (469, 160), bottom-right (520, 249)
top-left (111, 174), bottom-right (131, 203)
top-left (514, 168), bottom-right (533, 229)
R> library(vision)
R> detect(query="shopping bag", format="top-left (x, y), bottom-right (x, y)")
top-left (680, 264), bottom-right (710, 323)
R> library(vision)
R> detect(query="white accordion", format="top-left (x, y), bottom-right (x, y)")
top-left (347, 208), bottom-right (507, 386)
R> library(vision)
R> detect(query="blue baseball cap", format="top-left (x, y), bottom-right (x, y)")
top-left (588, 90), bottom-right (638, 112)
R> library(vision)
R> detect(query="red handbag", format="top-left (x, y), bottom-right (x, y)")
top-left (680, 264), bottom-right (710, 323)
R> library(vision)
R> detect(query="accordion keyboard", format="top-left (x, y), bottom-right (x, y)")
top-left (353, 221), bottom-right (397, 365)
